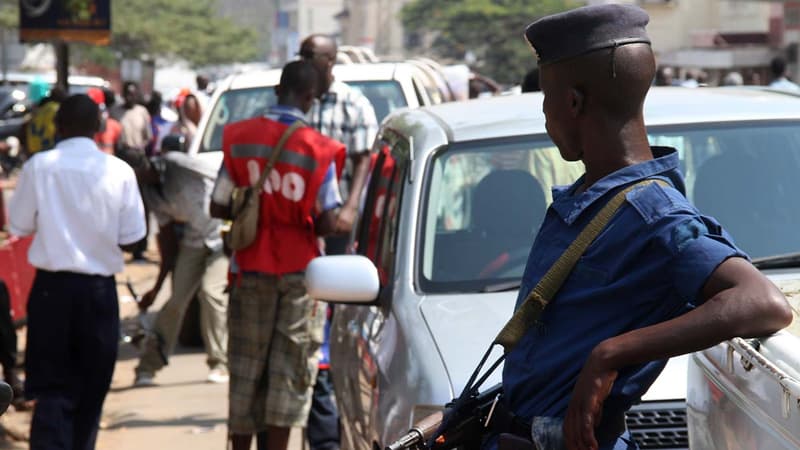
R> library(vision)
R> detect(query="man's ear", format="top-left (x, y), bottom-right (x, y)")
top-left (568, 87), bottom-right (584, 117)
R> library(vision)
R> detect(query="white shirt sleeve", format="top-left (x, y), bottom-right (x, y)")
top-left (211, 164), bottom-right (235, 207)
top-left (8, 160), bottom-right (37, 237)
top-left (118, 167), bottom-right (147, 245)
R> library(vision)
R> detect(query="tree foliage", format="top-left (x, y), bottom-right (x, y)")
top-left (0, 0), bottom-right (260, 68)
top-left (401, 0), bottom-right (578, 85)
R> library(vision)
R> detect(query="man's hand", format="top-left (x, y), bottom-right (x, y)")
top-left (564, 346), bottom-right (618, 450)
top-left (138, 288), bottom-right (158, 312)
top-left (334, 205), bottom-right (358, 235)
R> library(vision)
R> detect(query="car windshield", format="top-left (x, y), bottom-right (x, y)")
top-left (199, 80), bottom-right (406, 153)
top-left (199, 87), bottom-right (277, 153)
top-left (420, 120), bottom-right (800, 293)
top-left (346, 80), bottom-right (406, 122)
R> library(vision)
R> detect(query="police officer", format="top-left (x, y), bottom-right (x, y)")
top-left (499, 5), bottom-right (792, 450)
top-left (209, 60), bottom-right (349, 450)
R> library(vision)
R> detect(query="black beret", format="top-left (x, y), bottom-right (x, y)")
top-left (525, 4), bottom-right (651, 66)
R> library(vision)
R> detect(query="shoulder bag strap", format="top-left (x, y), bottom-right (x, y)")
top-left (494, 178), bottom-right (670, 352)
top-left (253, 121), bottom-right (305, 190)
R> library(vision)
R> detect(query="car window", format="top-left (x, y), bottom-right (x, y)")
top-left (199, 87), bottom-right (277, 153)
top-left (420, 137), bottom-right (584, 293)
top-left (346, 80), bottom-right (408, 123)
top-left (648, 121), bottom-right (800, 259)
top-left (358, 134), bottom-right (409, 285)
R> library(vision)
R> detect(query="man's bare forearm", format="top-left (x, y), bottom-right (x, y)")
top-left (345, 151), bottom-right (371, 210)
top-left (590, 257), bottom-right (793, 371)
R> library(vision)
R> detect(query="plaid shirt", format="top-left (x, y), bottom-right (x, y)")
top-left (308, 81), bottom-right (378, 199)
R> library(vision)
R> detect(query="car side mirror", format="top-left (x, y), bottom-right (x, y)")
top-left (306, 255), bottom-right (379, 304)
top-left (161, 134), bottom-right (186, 153)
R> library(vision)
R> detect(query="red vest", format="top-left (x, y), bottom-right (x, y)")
top-left (223, 117), bottom-right (346, 275)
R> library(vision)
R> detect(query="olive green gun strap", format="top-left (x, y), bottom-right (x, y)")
top-left (494, 179), bottom-right (670, 353)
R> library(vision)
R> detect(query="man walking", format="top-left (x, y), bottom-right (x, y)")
top-left (299, 34), bottom-right (380, 450)
top-left (210, 60), bottom-right (350, 450)
top-left (127, 149), bottom-right (229, 387)
top-left (9, 94), bottom-right (146, 450)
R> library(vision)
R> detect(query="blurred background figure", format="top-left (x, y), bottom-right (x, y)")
top-left (87, 87), bottom-right (122, 155)
top-left (170, 93), bottom-right (202, 148)
top-left (655, 66), bottom-right (675, 86)
top-left (111, 81), bottom-right (153, 155)
top-left (194, 75), bottom-right (212, 110)
top-left (24, 86), bottom-right (66, 157)
top-left (146, 91), bottom-right (177, 156)
top-left (722, 71), bottom-right (744, 87)
top-left (521, 67), bottom-right (540, 93)
top-left (769, 56), bottom-right (799, 91)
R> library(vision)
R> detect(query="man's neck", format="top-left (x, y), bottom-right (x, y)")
top-left (580, 121), bottom-right (653, 189)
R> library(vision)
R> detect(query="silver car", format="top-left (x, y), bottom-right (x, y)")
top-left (306, 87), bottom-right (800, 449)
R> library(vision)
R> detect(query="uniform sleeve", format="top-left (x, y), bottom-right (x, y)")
top-left (118, 167), bottom-right (147, 245)
top-left (348, 92), bottom-right (379, 154)
top-left (660, 211), bottom-right (747, 305)
top-left (8, 160), bottom-right (37, 236)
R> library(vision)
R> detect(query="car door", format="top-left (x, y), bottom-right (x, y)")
top-left (331, 130), bottom-right (410, 450)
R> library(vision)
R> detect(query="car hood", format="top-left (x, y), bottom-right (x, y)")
top-left (419, 292), bottom-right (516, 394)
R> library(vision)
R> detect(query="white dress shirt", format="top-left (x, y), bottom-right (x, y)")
top-left (9, 137), bottom-right (146, 276)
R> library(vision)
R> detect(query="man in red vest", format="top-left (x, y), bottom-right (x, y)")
top-left (209, 60), bottom-right (349, 450)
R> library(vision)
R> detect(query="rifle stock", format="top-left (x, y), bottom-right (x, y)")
top-left (384, 384), bottom-right (502, 450)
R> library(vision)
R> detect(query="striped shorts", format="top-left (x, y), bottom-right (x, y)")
top-left (227, 273), bottom-right (326, 432)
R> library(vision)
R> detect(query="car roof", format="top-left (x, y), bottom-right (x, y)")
top-left (226, 63), bottom-right (414, 90)
top-left (407, 87), bottom-right (800, 143)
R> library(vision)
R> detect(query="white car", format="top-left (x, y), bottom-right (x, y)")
top-left (306, 87), bottom-right (800, 449)
top-left (186, 62), bottom-right (442, 170)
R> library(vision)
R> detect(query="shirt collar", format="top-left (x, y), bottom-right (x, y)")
top-left (55, 136), bottom-right (99, 151)
top-left (551, 146), bottom-right (684, 225)
top-left (267, 104), bottom-right (308, 125)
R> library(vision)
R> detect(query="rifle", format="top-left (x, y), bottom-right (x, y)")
top-left (385, 383), bottom-right (503, 450)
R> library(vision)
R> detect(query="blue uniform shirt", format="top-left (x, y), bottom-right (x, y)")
top-left (502, 147), bottom-right (745, 434)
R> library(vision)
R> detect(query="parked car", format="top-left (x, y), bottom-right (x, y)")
top-left (305, 87), bottom-right (800, 450)
top-left (187, 62), bottom-right (442, 171)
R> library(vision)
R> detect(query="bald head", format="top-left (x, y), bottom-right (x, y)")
top-left (299, 34), bottom-right (337, 95)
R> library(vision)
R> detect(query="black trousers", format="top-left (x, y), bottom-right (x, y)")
top-left (25, 270), bottom-right (119, 450)
top-left (0, 281), bottom-right (18, 373)
top-left (306, 369), bottom-right (340, 450)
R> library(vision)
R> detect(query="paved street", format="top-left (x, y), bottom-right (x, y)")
top-left (0, 249), bottom-right (305, 450)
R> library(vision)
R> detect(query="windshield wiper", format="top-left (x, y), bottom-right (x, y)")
top-left (482, 281), bottom-right (521, 293)
top-left (752, 252), bottom-right (800, 270)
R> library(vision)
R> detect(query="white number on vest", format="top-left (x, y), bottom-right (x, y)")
top-left (247, 161), bottom-right (307, 203)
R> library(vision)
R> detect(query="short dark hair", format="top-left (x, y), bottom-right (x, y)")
top-left (279, 60), bottom-right (318, 98)
top-left (521, 67), bottom-right (540, 93)
top-left (771, 57), bottom-right (787, 78)
top-left (56, 94), bottom-right (100, 136)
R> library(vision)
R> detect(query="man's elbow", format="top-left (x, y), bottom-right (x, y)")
top-left (743, 283), bottom-right (794, 337)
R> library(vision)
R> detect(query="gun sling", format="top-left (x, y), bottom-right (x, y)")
top-left (427, 179), bottom-right (669, 448)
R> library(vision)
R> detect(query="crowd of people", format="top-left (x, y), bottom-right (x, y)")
top-left (0, 5), bottom-right (797, 450)
top-left (2, 32), bottom-right (378, 450)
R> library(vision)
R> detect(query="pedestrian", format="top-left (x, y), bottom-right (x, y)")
top-left (23, 86), bottom-right (67, 157)
top-left (110, 81), bottom-right (153, 154)
top-left (146, 91), bottom-right (177, 156)
top-left (124, 147), bottom-right (229, 387)
top-left (768, 56), bottom-right (800, 91)
top-left (721, 71), bottom-right (744, 87)
top-left (170, 93), bottom-right (202, 148)
top-left (299, 34), bottom-right (380, 450)
top-left (194, 74), bottom-right (212, 110)
top-left (8, 94), bottom-right (146, 450)
top-left (491, 5), bottom-right (793, 450)
top-left (111, 81), bottom-right (154, 262)
top-left (86, 87), bottom-right (122, 155)
top-left (209, 60), bottom-right (350, 450)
